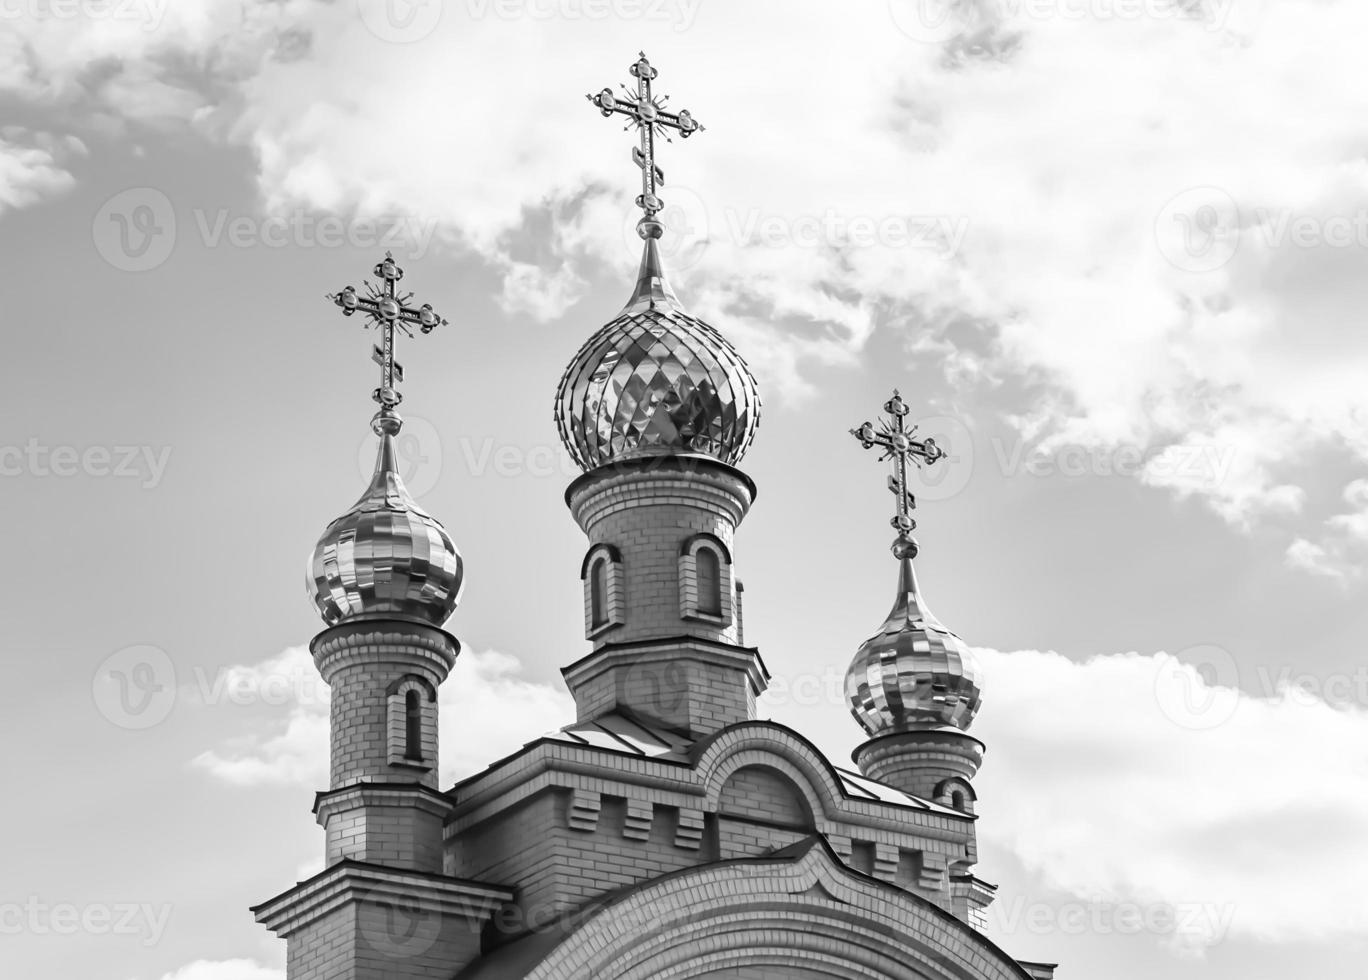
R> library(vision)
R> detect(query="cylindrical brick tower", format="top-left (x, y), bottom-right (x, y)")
top-left (553, 234), bottom-right (768, 738)
top-left (305, 409), bottom-right (463, 872)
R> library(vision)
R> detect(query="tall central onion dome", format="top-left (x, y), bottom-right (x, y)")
top-left (554, 235), bottom-right (761, 471)
top-left (307, 411), bottom-right (464, 627)
top-left (846, 538), bottom-right (983, 735)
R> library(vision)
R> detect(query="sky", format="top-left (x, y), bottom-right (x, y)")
top-left (2, 0), bottom-right (1367, 977)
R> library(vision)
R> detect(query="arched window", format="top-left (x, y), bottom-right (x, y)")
top-left (404, 689), bottom-right (423, 762)
top-left (951, 790), bottom-right (966, 812)
top-left (697, 548), bottom-right (722, 615)
top-left (580, 544), bottom-right (624, 638)
top-left (590, 557), bottom-right (608, 628)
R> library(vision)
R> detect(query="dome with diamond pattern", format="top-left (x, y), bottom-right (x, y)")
top-left (555, 238), bottom-right (761, 471)
top-left (846, 540), bottom-right (983, 735)
top-left (307, 412), bottom-right (463, 627)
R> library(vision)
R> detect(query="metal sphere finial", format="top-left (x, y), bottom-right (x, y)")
top-left (371, 407), bottom-right (403, 437)
top-left (891, 534), bottom-right (919, 560)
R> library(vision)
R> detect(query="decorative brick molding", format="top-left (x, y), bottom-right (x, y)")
top-left (568, 788), bottom-right (603, 832)
top-left (873, 843), bottom-right (900, 883)
top-left (853, 729), bottom-right (985, 805)
top-left (623, 799), bottom-right (654, 841)
top-left (675, 808), bottom-right (705, 850)
top-left (498, 838), bottom-right (1035, 980)
top-left (253, 860), bottom-right (512, 980)
top-left (918, 851), bottom-right (949, 892)
top-left (561, 636), bottom-right (768, 737)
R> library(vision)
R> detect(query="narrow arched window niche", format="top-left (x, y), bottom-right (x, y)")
top-left (404, 689), bottom-right (423, 762)
top-left (678, 532), bottom-right (734, 627)
top-left (386, 676), bottom-right (435, 771)
top-left (580, 543), bottom-right (625, 639)
top-left (934, 777), bottom-right (977, 816)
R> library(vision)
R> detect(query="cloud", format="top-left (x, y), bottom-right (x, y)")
top-left (148, 961), bottom-right (281, 980)
top-left (1286, 477), bottom-right (1368, 582)
top-left (190, 645), bottom-right (574, 787)
top-left (10, 1), bottom-right (1368, 553)
top-left (0, 128), bottom-right (82, 215)
top-left (969, 646), bottom-right (1368, 951)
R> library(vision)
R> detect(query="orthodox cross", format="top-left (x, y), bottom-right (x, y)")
top-left (851, 391), bottom-right (945, 551)
top-left (587, 52), bottom-right (704, 238)
top-left (327, 251), bottom-right (448, 420)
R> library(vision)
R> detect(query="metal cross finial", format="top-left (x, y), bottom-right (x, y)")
top-left (851, 390), bottom-right (945, 557)
top-left (587, 51), bottom-right (705, 241)
top-left (327, 251), bottom-right (448, 433)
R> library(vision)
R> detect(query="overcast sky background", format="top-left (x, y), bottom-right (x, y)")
top-left (3, 1), bottom-right (1367, 978)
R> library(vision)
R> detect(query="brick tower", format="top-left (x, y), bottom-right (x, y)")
top-left (254, 256), bottom-right (512, 980)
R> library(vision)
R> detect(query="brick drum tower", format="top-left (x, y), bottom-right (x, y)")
top-left (254, 53), bottom-right (1055, 980)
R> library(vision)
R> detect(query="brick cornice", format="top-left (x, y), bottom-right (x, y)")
top-left (560, 635), bottom-right (770, 692)
top-left (312, 781), bottom-right (454, 821)
top-left (309, 619), bottom-right (459, 686)
top-left (252, 860), bottom-right (511, 939)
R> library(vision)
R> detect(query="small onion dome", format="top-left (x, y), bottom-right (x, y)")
top-left (307, 412), bottom-right (463, 627)
top-left (846, 539), bottom-right (983, 735)
top-left (554, 236), bottom-right (761, 471)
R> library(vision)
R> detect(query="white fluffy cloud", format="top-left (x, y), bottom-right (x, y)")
top-left (8, 1), bottom-right (1368, 555)
top-left (969, 646), bottom-right (1368, 951)
top-left (190, 645), bottom-right (574, 787)
top-left (1286, 477), bottom-right (1368, 583)
top-left (148, 960), bottom-right (281, 980)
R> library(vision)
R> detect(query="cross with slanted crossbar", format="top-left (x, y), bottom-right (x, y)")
top-left (851, 390), bottom-right (945, 549)
top-left (327, 252), bottom-right (448, 417)
top-left (587, 52), bottom-right (704, 239)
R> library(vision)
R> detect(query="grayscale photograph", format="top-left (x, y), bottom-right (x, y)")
top-left (3, 1), bottom-right (1362, 979)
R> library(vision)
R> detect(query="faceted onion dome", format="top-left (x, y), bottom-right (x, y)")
top-left (554, 237), bottom-right (761, 471)
top-left (307, 413), bottom-right (463, 627)
top-left (846, 542), bottom-right (983, 735)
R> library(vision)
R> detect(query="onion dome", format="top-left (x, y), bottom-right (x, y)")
top-left (307, 411), bottom-right (463, 627)
top-left (846, 537), bottom-right (983, 735)
top-left (554, 235), bottom-right (761, 471)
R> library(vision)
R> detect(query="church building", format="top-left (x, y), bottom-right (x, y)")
top-left (252, 53), bottom-right (1056, 980)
